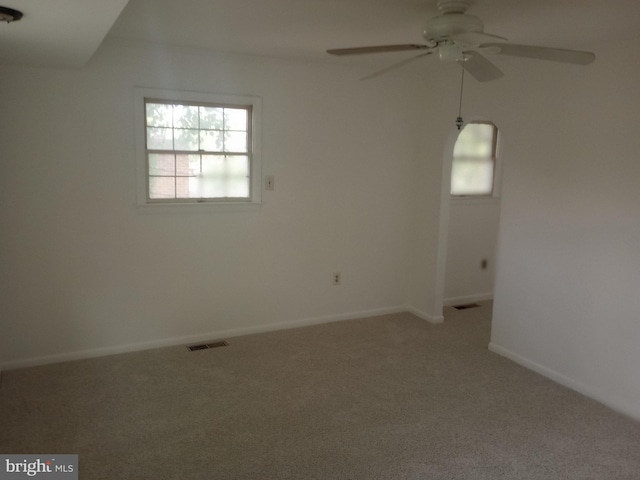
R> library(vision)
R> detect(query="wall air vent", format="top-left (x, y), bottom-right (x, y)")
top-left (187, 340), bottom-right (228, 351)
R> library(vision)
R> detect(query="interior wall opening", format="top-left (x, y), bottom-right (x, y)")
top-left (434, 119), bottom-right (503, 320)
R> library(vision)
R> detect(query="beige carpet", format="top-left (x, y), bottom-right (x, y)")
top-left (1, 302), bottom-right (639, 479)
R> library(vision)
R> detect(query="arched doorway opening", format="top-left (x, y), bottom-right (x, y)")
top-left (433, 120), bottom-right (504, 318)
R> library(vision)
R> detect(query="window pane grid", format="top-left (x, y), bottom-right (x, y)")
top-left (451, 122), bottom-right (498, 197)
top-left (145, 99), bottom-right (252, 201)
top-left (148, 153), bottom-right (250, 200)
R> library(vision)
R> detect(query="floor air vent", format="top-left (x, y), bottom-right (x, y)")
top-left (453, 304), bottom-right (481, 310)
top-left (187, 340), bottom-right (228, 352)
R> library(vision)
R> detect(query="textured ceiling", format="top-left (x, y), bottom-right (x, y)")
top-left (108, 0), bottom-right (640, 60)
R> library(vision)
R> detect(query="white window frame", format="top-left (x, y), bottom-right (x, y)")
top-left (134, 88), bottom-right (262, 209)
top-left (450, 121), bottom-right (500, 201)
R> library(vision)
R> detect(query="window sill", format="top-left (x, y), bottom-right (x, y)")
top-left (450, 195), bottom-right (500, 206)
top-left (136, 201), bottom-right (263, 214)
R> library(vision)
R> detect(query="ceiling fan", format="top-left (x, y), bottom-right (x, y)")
top-left (327, 0), bottom-right (595, 81)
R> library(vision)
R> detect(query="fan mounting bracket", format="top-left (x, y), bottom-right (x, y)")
top-left (436, 0), bottom-right (472, 15)
top-left (423, 13), bottom-right (484, 43)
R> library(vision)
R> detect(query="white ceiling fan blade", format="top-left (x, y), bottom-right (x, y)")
top-left (482, 43), bottom-right (595, 65)
top-left (327, 44), bottom-right (430, 56)
top-left (451, 32), bottom-right (508, 45)
top-left (458, 51), bottom-right (504, 82)
top-left (361, 52), bottom-right (434, 80)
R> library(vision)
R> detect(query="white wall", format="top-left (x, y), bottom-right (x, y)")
top-left (444, 198), bottom-right (500, 305)
top-left (0, 39), bottom-right (441, 368)
top-left (4, 33), bottom-right (636, 423)
top-left (489, 37), bottom-right (640, 420)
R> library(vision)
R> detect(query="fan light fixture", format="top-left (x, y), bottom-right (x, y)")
top-left (0, 6), bottom-right (23, 23)
top-left (439, 44), bottom-right (463, 62)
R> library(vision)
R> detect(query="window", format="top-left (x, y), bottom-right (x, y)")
top-left (135, 89), bottom-right (262, 206)
top-left (450, 122), bottom-right (498, 197)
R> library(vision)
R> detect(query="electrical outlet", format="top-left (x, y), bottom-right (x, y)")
top-left (265, 175), bottom-right (275, 191)
top-left (333, 272), bottom-right (341, 285)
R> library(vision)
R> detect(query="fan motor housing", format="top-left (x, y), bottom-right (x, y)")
top-left (423, 13), bottom-right (484, 41)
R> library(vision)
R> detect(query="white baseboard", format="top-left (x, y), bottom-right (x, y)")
top-left (488, 342), bottom-right (640, 423)
top-left (444, 292), bottom-right (493, 307)
top-left (405, 305), bottom-right (444, 324)
top-left (0, 305), bottom-right (407, 371)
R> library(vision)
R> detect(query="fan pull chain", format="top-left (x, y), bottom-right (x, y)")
top-left (456, 62), bottom-right (465, 130)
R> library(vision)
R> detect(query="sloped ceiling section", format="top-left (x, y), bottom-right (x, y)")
top-left (0, 0), bottom-right (129, 68)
